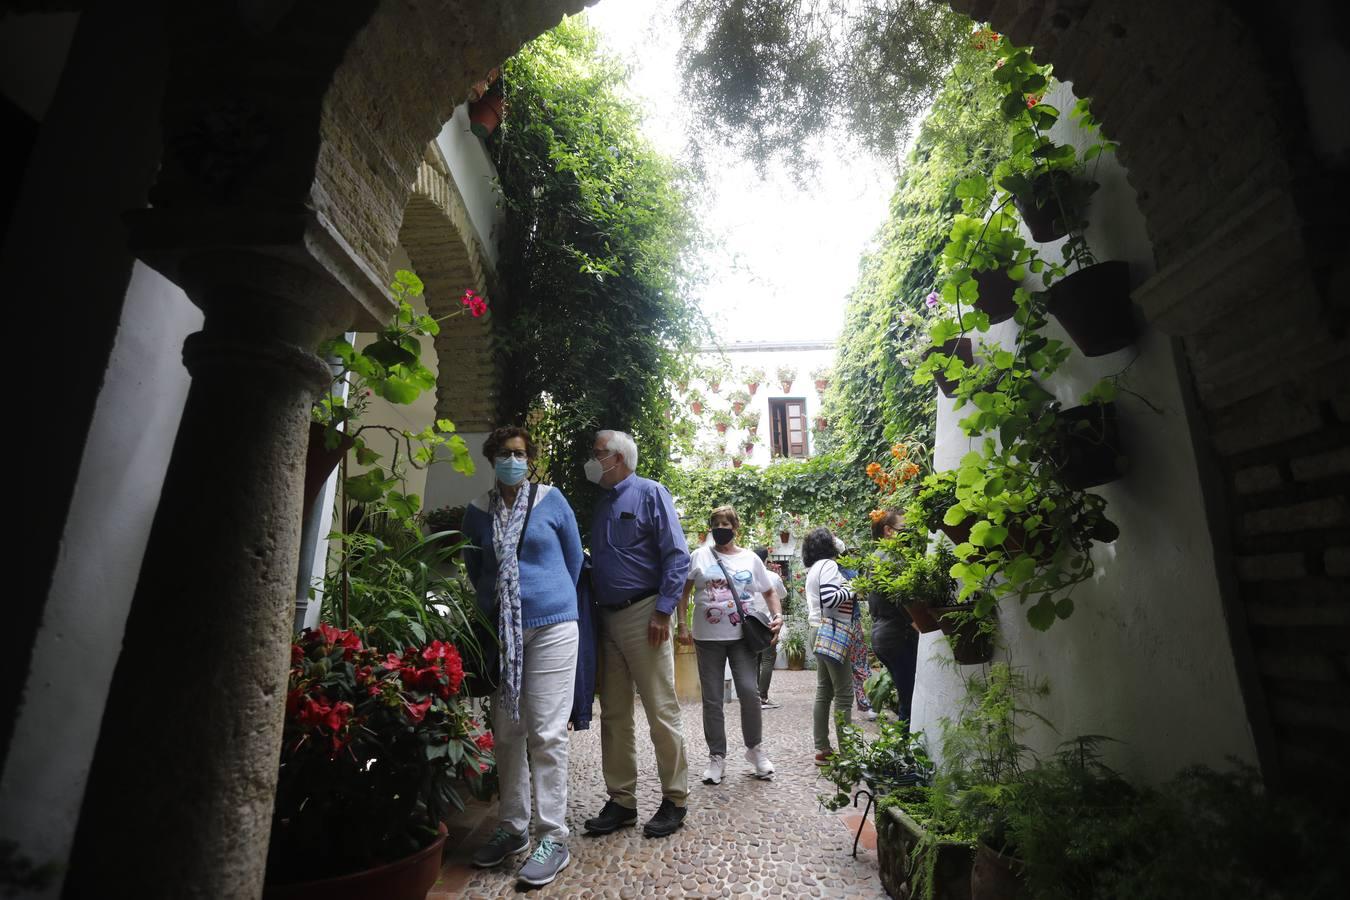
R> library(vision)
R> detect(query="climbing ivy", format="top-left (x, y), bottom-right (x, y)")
top-left (821, 40), bottom-right (1017, 467)
top-left (491, 17), bottom-right (706, 533)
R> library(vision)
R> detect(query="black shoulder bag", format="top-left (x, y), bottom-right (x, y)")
top-left (465, 481), bottom-right (538, 698)
top-left (713, 553), bottom-right (776, 654)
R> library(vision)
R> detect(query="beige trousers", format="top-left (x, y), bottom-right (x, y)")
top-left (597, 595), bottom-right (689, 809)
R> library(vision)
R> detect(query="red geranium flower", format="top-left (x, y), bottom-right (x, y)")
top-left (475, 731), bottom-right (495, 751)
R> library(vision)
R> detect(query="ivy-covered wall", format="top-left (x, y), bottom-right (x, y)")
top-left (490, 17), bottom-right (704, 532)
top-left (821, 45), bottom-right (1013, 465)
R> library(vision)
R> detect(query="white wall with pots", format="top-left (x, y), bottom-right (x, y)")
top-left (680, 341), bottom-right (839, 468)
top-left (910, 82), bottom-right (1258, 786)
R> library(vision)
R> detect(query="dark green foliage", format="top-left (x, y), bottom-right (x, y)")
top-left (669, 454), bottom-right (875, 546)
top-left (491, 18), bottom-right (705, 533)
top-left (823, 42), bottom-right (1016, 468)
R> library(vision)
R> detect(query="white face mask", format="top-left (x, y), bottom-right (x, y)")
top-left (585, 454), bottom-right (618, 484)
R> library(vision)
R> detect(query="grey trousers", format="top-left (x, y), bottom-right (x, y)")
top-left (757, 645), bottom-right (776, 701)
top-left (694, 639), bottom-right (763, 757)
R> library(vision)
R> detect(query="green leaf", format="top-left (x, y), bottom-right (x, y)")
top-left (1055, 597), bottom-right (1075, 619)
top-left (943, 504), bottom-right (969, 527)
top-left (354, 446), bottom-right (381, 466)
top-left (1026, 596), bottom-right (1057, 631)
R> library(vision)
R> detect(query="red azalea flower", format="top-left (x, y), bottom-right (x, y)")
top-left (368, 684), bottom-right (382, 697)
top-left (285, 688), bottom-right (305, 717)
top-left (290, 644), bottom-right (304, 665)
top-left (422, 640), bottom-right (450, 661)
top-left (297, 696), bottom-right (333, 727)
top-left (323, 700), bottom-right (353, 731)
top-left (475, 731), bottom-right (494, 751)
top-left (442, 645), bottom-right (464, 696)
top-left (355, 664), bottom-right (374, 685)
top-left (405, 697), bottom-right (433, 723)
top-left (1026, 95), bottom-right (1041, 108)
top-left (383, 652), bottom-right (403, 670)
top-left (317, 623), bottom-right (340, 645)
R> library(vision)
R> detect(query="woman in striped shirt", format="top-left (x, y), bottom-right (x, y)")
top-left (803, 527), bottom-right (858, 765)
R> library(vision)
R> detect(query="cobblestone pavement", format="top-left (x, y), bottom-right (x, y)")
top-left (437, 668), bottom-right (886, 898)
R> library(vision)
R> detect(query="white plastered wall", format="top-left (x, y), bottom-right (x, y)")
top-left (910, 82), bottom-right (1258, 784)
top-left (0, 263), bottom-right (201, 893)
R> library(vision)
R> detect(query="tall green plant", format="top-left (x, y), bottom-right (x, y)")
top-left (492, 17), bottom-right (705, 534)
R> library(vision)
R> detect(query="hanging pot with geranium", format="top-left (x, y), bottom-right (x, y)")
top-left (744, 366), bottom-right (765, 396)
top-left (728, 389), bottom-right (750, 415)
top-left (712, 409), bottom-right (732, 434)
top-left (776, 365), bottom-right (796, 393)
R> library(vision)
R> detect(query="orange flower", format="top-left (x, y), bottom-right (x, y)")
top-left (902, 462), bottom-right (920, 481)
top-left (869, 509), bottom-right (887, 523)
top-left (866, 462), bottom-right (883, 478)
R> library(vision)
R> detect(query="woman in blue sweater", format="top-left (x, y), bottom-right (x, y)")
top-left (462, 426), bottom-right (582, 888)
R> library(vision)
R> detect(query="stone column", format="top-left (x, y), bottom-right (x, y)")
top-left (63, 253), bottom-right (358, 899)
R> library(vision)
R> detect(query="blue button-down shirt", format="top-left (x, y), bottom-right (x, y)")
top-left (589, 473), bottom-right (690, 615)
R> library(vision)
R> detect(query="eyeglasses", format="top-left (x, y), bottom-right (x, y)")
top-left (590, 448), bottom-right (616, 460)
top-left (494, 450), bottom-right (529, 461)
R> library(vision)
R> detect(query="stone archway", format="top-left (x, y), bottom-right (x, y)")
top-left (61, 1), bottom-right (1342, 895)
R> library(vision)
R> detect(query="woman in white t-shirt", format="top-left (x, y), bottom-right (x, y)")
top-left (677, 505), bottom-right (784, 786)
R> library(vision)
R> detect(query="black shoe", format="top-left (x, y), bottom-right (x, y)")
top-left (583, 800), bottom-right (638, 835)
top-left (643, 798), bottom-right (687, 838)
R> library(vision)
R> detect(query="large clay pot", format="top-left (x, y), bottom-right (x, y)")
top-left (973, 269), bottom-right (1018, 324)
top-left (876, 805), bottom-right (975, 900)
top-left (936, 603), bottom-right (995, 665)
top-left (902, 598), bottom-right (943, 634)
top-left (924, 337), bottom-right (973, 398)
top-left (970, 842), bottom-right (1027, 900)
top-left (1046, 260), bottom-right (1137, 357)
top-left (467, 88), bottom-right (504, 139)
top-left (1053, 402), bottom-right (1126, 488)
top-left (934, 513), bottom-right (973, 547)
top-left (264, 825), bottom-right (447, 900)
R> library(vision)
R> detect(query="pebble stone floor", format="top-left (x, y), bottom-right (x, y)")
top-left (431, 668), bottom-right (887, 899)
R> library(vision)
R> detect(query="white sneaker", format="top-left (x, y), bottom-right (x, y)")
top-left (702, 754), bottom-right (726, 785)
top-left (745, 745), bottom-right (775, 779)
top-left (866, 709), bottom-right (879, 721)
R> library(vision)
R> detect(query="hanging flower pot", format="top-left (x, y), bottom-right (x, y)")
top-left (1046, 260), bottom-right (1138, 357)
top-left (1053, 402), bottom-right (1126, 488)
top-left (708, 380), bottom-right (721, 393)
top-left (924, 337), bottom-right (973, 398)
top-left (779, 381), bottom-right (793, 393)
top-left (814, 416), bottom-right (828, 430)
top-left (690, 400), bottom-right (703, 415)
top-left (732, 456), bottom-right (744, 468)
top-left (303, 422), bottom-right (354, 516)
top-left (779, 530), bottom-right (791, 544)
top-left (743, 442), bottom-right (755, 455)
top-left (902, 598), bottom-right (943, 634)
top-left (467, 82), bottom-right (505, 139)
top-left (732, 401), bottom-right (746, 415)
top-left (814, 379), bottom-right (829, 392)
top-left (935, 513), bottom-right (974, 546)
top-left (747, 424), bottom-right (758, 436)
top-left (715, 422), bottom-right (729, 434)
top-left (973, 269), bottom-right (1018, 324)
top-left (1013, 170), bottom-right (1074, 242)
top-left (747, 382), bottom-right (759, 396)
top-left (936, 603), bottom-right (996, 665)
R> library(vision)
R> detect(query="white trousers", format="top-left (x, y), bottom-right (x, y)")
top-left (492, 619), bottom-right (579, 842)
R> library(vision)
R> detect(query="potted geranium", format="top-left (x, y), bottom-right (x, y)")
top-left (728, 389), bottom-right (751, 415)
top-left (264, 625), bottom-right (493, 899)
top-left (744, 366), bottom-right (766, 396)
top-left (811, 367), bottom-right (833, 392)
top-left (776, 365), bottom-right (796, 393)
top-left (686, 388), bottom-right (706, 416)
top-left (712, 409), bottom-right (732, 434)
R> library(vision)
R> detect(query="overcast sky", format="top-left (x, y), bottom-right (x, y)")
top-left (586, 0), bottom-right (896, 344)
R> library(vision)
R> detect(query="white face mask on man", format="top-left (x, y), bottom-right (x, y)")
top-left (584, 454), bottom-right (619, 484)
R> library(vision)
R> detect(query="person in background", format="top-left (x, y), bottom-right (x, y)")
top-left (804, 527), bottom-right (859, 765)
top-left (582, 429), bottom-right (692, 839)
top-left (836, 544), bottom-right (876, 721)
top-left (866, 510), bottom-right (920, 726)
top-left (462, 426), bottom-right (583, 888)
top-left (677, 511), bottom-right (782, 785)
top-left (752, 547), bottom-right (787, 709)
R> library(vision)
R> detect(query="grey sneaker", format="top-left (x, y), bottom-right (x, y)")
top-left (517, 839), bottom-right (570, 887)
top-left (472, 827), bottom-right (529, 868)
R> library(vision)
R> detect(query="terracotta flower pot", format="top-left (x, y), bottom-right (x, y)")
top-left (780, 381), bottom-right (793, 393)
top-left (779, 530), bottom-right (791, 543)
top-left (747, 383), bottom-right (759, 395)
top-left (924, 338), bottom-right (973, 398)
top-left (690, 401), bottom-right (703, 415)
top-left (970, 842), bottom-right (1027, 900)
top-left (468, 90), bottom-right (504, 139)
top-left (814, 417), bottom-right (828, 430)
top-left (1053, 402), bottom-right (1125, 488)
top-left (1046, 260), bottom-right (1137, 357)
top-left (304, 421), bottom-right (354, 516)
top-left (786, 649), bottom-right (806, 670)
top-left (743, 443), bottom-right (754, 455)
top-left (264, 824), bottom-right (447, 900)
top-left (903, 599), bottom-right (943, 634)
top-left (936, 603), bottom-right (995, 665)
top-left (934, 513), bottom-right (974, 546)
top-left (1013, 171), bottom-right (1073, 242)
top-left (732, 458), bottom-right (743, 468)
top-left (709, 382), bottom-right (721, 393)
top-left (814, 379), bottom-right (828, 391)
top-left (715, 422), bottom-right (728, 434)
top-left (747, 425), bottom-right (758, 436)
top-left (973, 269), bottom-right (1018, 324)
top-left (732, 401), bottom-right (745, 415)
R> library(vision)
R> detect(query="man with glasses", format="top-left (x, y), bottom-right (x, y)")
top-left (581, 430), bottom-right (692, 838)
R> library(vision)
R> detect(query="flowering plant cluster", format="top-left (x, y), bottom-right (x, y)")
top-left (266, 624), bottom-right (494, 884)
top-left (864, 440), bottom-right (929, 526)
top-left (461, 288), bottom-right (488, 317)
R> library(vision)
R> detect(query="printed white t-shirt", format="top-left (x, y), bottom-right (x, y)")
top-left (689, 546), bottom-right (774, 642)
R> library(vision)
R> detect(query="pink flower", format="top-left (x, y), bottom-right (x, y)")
top-left (925, 292), bottom-right (940, 309)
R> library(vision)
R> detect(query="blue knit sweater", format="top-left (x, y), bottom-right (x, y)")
top-left (462, 484), bottom-right (583, 629)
